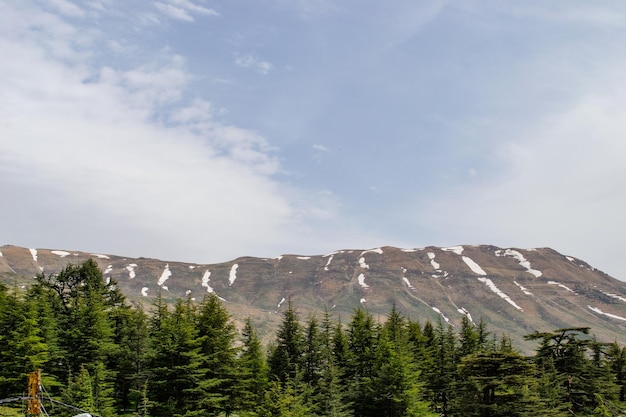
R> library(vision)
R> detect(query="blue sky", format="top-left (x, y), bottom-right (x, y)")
top-left (2, 1), bottom-right (626, 280)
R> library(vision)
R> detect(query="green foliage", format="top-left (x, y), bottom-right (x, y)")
top-left (2, 260), bottom-right (626, 417)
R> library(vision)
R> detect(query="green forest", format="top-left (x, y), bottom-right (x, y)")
top-left (1, 260), bottom-right (625, 417)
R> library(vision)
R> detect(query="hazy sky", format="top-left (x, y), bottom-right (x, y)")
top-left (2, 1), bottom-right (626, 280)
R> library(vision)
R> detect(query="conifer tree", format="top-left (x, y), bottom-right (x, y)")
top-left (268, 299), bottom-right (304, 383)
top-left (189, 293), bottom-right (238, 416)
top-left (146, 297), bottom-right (201, 417)
top-left (234, 318), bottom-right (269, 415)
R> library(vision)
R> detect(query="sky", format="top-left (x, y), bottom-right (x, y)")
top-left (2, 1), bottom-right (626, 280)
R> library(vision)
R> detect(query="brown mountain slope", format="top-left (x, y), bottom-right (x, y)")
top-left (1, 244), bottom-right (626, 353)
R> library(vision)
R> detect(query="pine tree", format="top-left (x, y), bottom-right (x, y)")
top-left (146, 297), bottom-right (201, 417)
top-left (233, 318), bottom-right (269, 415)
top-left (345, 308), bottom-right (378, 417)
top-left (268, 299), bottom-right (304, 383)
top-left (189, 293), bottom-right (238, 416)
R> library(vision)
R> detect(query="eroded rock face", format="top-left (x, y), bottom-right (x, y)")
top-left (2, 244), bottom-right (626, 352)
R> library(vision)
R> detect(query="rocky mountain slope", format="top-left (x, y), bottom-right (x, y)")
top-left (2, 244), bottom-right (626, 353)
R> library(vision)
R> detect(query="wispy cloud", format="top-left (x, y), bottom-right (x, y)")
top-left (48, 0), bottom-right (85, 17)
top-left (234, 54), bottom-right (274, 74)
top-left (0, 2), bottom-right (324, 262)
top-left (154, 0), bottom-right (219, 22)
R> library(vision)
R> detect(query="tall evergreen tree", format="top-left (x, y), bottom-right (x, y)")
top-left (233, 318), bottom-right (269, 415)
top-left (188, 293), bottom-right (238, 416)
top-left (146, 297), bottom-right (201, 417)
top-left (268, 299), bottom-right (304, 383)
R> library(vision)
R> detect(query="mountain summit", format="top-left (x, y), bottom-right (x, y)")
top-left (2, 244), bottom-right (625, 352)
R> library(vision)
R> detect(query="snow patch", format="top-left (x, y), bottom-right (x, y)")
top-left (229, 264), bottom-right (238, 286)
top-left (275, 256), bottom-right (283, 260)
top-left (432, 307), bottom-right (451, 324)
top-left (401, 248), bottom-right (420, 252)
top-left (361, 248), bottom-right (383, 255)
top-left (185, 290), bottom-right (192, 296)
top-left (566, 256), bottom-right (576, 262)
top-left (462, 256), bottom-right (486, 275)
top-left (104, 265), bottom-right (113, 275)
top-left (442, 246), bottom-right (464, 255)
top-left (189, 265), bottom-right (196, 269)
top-left (495, 249), bottom-right (542, 277)
top-left (141, 287), bottom-right (149, 297)
top-left (514, 281), bottom-right (533, 296)
top-left (126, 264), bottom-right (137, 279)
top-left (297, 256), bottom-right (311, 260)
top-left (478, 277), bottom-right (523, 311)
top-left (324, 255), bottom-right (334, 271)
top-left (201, 270), bottom-right (214, 293)
top-left (51, 250), bottom-right (71, 258)
top-left (588, 306), bottom-right (626, 322)
top-left (277, 297), bottom-right (286, 308)
top-left (92, 254), bottom-right (110, 259)
top-left (358, 257), bottom-right (369, 269)
top-left (457, 307), bottom-right (473, 323)
top-left (29, 248), bottom-right (38, 262)
top-left (602, 292), bottom-right (626, 303)
top-left (357, 273), bottom-right (369, 288)
top-left (548, 281), bottom-right (576, 294)
top-left (0, 250), bottom-right (2, 257)
top-left (158, 264), bottom-right (172, 287)
top-left (402, 277), bottom-right (415, 289)
top-left (360, 298), bottom-right (366, 304)
top-left (427, 252), bottom-right (440, 270)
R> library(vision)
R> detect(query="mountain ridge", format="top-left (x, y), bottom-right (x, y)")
top-left (2, 243), bottom-right (626, 353)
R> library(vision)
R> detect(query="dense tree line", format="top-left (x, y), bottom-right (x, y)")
top-left (1, 260), bottom-right (625, 416)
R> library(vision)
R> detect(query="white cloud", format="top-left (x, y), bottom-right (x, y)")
top-left (48, 0), bottom-right (85, 17)
top-left (0, 2), bottom-right (327, 262)
top-left (313, 144), bottom-right (329, 152)
top-left (155, 2), bottom-right (194, 21)
top-left (154, 0), bottom-right (219, 22)
top-left (234, 54), bottom-right (274, 75)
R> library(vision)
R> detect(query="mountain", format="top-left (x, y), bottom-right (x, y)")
top-left (2, 243), bottom-right (626, 353)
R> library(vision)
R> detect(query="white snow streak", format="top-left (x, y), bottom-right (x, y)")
top-left (432, 307), bottom-right (451, 324)
top-left (0, 250), bottom-right (3, 257)
top-left (229, 264), bottom-right (239, 286)
top-left (548, 281), bottom-right (576, 294)
top-left (514, 280), bottom-right (533, 296)
top-left (141, 287), bottom-right (149, 297)
top-left (442, 246), bottom-right (464, 255)
top-left (428, 252), bottom-right (440, 270)
top-left (158, 264), bottom-right (172, 287)
top-left (201, 270), bottom-right (214, 293)
top-left (361, 248), bottom-right (384, 255)
top-left (277, 297), bottom-right (286, 308)
top-left (495, 249), bottom-right (542, 277)
top-left (478, 277), bottom-right (523, 311)
top-left (566, 256), bottom-right (576, 262)
top-left (357, 273), bottom-right (369, 288)
top-left (126, 264), bottom-right (137, 279)
top-left (360, 298), bottom-right (367, 304)
top-left (324, 254), bottom-right (334, 271)
top-left (462, 256), bottom-right (487, 275)
top-left (602, 292), bottom-right (626, 303)
top-left (457, 307), bottom-right (473, 323)
top-left (29, 248), bottom-right (38, 262)
top-left (51, 250), bottom-right (70, 257)
top-left (402, 277), bottom-right (415, 289)
top-left (92, 254), bottom-right (111, 259)
top-left (297, 256), bottom-right (311, 260)
top-left (588, 306), bottom-right (626, 321)
top-left (104, 265), bottom-right (113, 274)
top-left (359, 257), bottom-right (369, 269)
